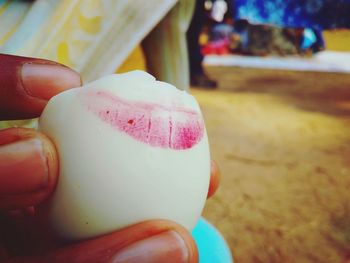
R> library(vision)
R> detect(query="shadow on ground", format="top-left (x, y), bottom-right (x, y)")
top-left (210, 66), bottom-right (350, 117)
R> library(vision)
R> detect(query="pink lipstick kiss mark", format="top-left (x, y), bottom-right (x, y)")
top-left (79, 90), bottom-right (204, 150)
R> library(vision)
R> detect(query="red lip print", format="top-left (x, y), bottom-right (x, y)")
top-left (79, 90), bottom-right (204, 150)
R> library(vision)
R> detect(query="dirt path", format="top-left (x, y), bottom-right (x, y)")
top-left (192, 66), bottom-right (350, 263)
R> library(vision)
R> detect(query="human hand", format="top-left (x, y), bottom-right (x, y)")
top-left (0, 54), bottom-right (220, 262)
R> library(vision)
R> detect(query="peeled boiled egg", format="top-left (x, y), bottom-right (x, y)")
top-left (39, 70), bottom-right (210, 240)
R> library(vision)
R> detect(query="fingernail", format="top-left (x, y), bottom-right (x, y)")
top-left (21, 63), bottom-right (82, 100)
top-left (111, 231), bottom-right (189, 263)
top-left (0, 138), bottom-right (49, 194)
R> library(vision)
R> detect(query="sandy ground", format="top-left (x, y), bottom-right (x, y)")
top-left (192, 66), bottom-right (350, 263)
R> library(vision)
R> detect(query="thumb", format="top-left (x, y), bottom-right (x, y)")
top-left (6, 220), bottom-right (198, 263)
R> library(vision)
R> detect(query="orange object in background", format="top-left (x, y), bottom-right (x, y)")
top-left (116, 45), bottom-right (147, 73)
top-left (324, 29), bottom-right (350, 51)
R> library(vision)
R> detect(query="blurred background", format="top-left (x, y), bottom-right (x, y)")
top-left (189, 1), bottom-right (350, 263)
top-left (1, 1), bottom-right (350, 262)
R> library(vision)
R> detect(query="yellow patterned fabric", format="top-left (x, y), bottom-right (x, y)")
top-left (0, 0), bottom-right (177, 81)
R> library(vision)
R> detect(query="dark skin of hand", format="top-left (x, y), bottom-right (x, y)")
top-left (0, 54), bottom-right (220, 263)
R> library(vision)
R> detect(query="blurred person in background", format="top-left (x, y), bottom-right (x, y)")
top-left (187, 0), bottom-right (234, 88)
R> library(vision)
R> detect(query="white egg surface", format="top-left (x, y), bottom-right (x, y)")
top-left (39, 71), bottom-right (210, 240)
